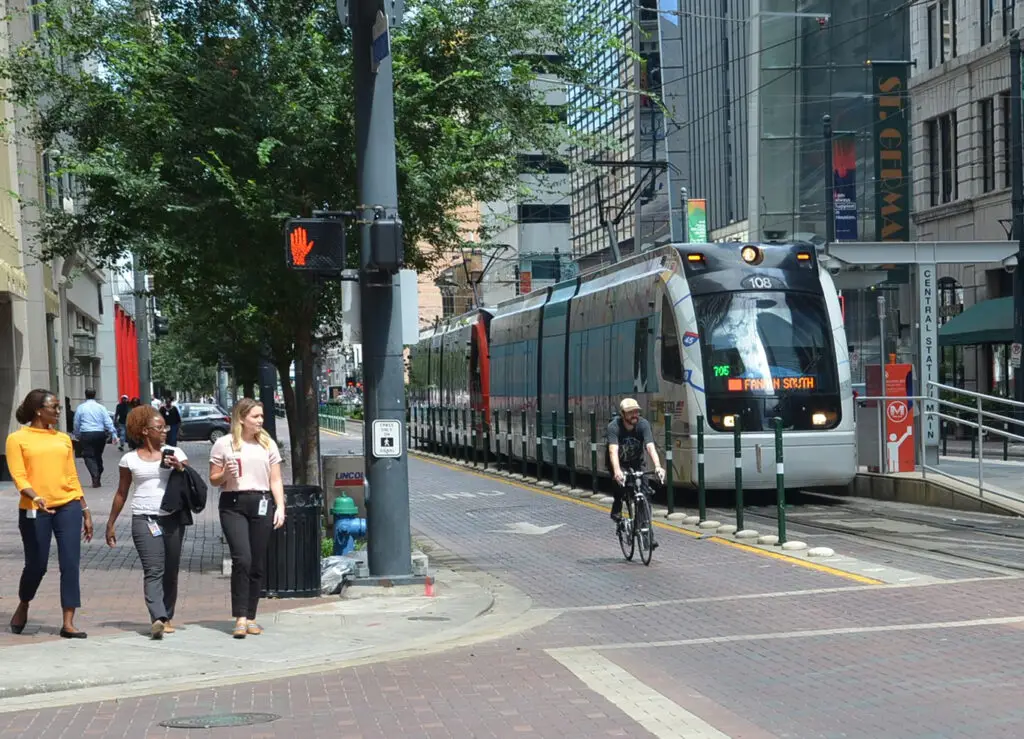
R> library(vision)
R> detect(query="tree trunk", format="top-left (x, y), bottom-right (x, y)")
top-left (276, 361), bottom-right (299, 479)
top-left (294, 323), bottom-right (321, 487)
top-left (242, 381), bottom-right (255, 399)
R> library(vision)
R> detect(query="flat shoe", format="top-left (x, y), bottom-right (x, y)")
top-left (163, 621), bottom-right (176, 634)
top-left (246, 623), bottom-right (263, 635)
top-left (59, 628), bottom-right (87, 639)
top-left (151, 621), bottom-right (165, 640)
top-left (232, 623), bottom-right (247, 639)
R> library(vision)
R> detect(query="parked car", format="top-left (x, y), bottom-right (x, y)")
top-left (176, 403), bottom-right (231, 443)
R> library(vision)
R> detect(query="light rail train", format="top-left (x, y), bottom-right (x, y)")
top-left (408, 242), bottom-right (856, 491)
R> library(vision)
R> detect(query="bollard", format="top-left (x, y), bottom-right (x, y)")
top-left (733, 416), bottom-right (744, 531)
top-left (941, 419), bottom-right (947, 457)
top-left (483, 411), bottom-right (490, 471)
top-left (697, 415), bottom-right (706, 522)
top-left (494, 410), bottom-right (502, 469)
top-left (432, 406), bottom-right (438, 454)
top-left (506, 409), bottom-right (513, 470)
top-left (568, 410), bottom-right (577, 490)
top-left (551, 410), bottom-right (559, 486)
top-left (664, 414), bottom-right (674, 515)
top-left (590, 411), bottom-right (598, 496)
top-left (1004, 421), bottom-right (1009, 461)
top-left (507, 409), bottom-right (516, 466)
top-left (455, 408), bottom-right (462, 460)
top-left (521, 410), bottom-right (527, 476)
top-left (774, 417), bottom-right (787, 545)
top-left (464, 409), bottom-right (471, 463)
top-left (536, 410), bottom-right (543, 482)
top-left (471, 410), bottom-right (479, 467)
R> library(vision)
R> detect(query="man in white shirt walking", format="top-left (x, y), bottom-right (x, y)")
top-left (74, 388), bottom-right (116, 488)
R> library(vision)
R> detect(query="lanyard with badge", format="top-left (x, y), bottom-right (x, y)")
top-left (147, 517), bottom-right (163, 537)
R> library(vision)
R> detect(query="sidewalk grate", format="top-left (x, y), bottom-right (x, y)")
top-left (159, 713), bottom-right (281, 729)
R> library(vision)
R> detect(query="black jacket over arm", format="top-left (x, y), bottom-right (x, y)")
top-left (161, 465), bottom-right (209, 526)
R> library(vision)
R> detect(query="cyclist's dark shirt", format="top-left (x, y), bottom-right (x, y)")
top-left (606, 416), bottom-right (654, 471)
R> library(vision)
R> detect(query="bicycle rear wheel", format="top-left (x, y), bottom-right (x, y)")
top-left (635, 489), bottom-right (654, 566)
top-left (618, 493), bottom-right (635, 561)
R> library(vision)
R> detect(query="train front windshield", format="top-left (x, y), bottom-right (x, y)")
top-left (694, 291), bottom-right (841, 431)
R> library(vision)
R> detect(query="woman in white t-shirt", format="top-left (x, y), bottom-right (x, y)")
top-left (105, 405), bottom-right (188, 640)
top-left (209, 398), bottom-right (285, 639)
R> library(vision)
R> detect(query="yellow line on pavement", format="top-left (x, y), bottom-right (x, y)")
top-left (410, 451), bottom-right (882, 586)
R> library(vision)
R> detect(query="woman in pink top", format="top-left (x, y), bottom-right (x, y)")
top-left (209, 398), bottom-right (285, 638)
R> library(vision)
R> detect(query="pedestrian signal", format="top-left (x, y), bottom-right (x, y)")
top-left (284, 218), bottom-right (347, 274)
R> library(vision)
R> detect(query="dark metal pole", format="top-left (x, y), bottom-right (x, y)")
top-left (1010, 31), bottom-right (1024, 408)
top-left (353, 0), bottom-right (412, 577)
top-left (823, 114), bottom-right (835, 244)
top-left (258, 353), bottom-right (278, 443)
top-left (132, 253), bottom-right (152, 404)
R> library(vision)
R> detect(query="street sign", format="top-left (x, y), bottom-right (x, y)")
top-left (372, 419), bottom-right (402, 458)
top-left (1012, 342), bottom-right (1022, 369)
top-left (284, 218), bottom-right (347, 274)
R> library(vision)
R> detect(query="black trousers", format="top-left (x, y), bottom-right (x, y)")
top-left (79, 431), bottom-right (107, 482)
top-left (219, 491), bottom-right (274, 619)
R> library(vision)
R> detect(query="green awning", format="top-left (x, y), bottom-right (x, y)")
top-left (938, 296), bottom-right (1013, 347)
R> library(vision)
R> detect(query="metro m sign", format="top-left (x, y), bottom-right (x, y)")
top-left (284, 218), bottom-right (347, 274)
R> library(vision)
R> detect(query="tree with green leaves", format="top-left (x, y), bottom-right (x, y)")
top-left (1, 0), bottom-right (622, 482)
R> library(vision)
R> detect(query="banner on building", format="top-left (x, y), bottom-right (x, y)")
top-left (872, 62), bottom-right (911, 242)
top-left (687, 198), bottom-right (707, 243)
top-left (832, 134), bottom-right (858, 241)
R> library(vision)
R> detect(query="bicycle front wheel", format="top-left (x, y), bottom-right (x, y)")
top-left (618, 493), bottom-right (635, 561)
top-left (635, 491), bottom-right (654, 566)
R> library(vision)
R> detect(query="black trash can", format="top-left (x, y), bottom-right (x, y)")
top-left (262, 484), bottom-right (324, 599)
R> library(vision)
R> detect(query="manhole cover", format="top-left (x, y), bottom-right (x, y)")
top-left (159, 713), bottom-right (281, 729)
top-left (407, 616), bottom-right (450, 622)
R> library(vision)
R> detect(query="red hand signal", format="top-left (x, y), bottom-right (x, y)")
top-left (290, 226), bottom-right (314, 266)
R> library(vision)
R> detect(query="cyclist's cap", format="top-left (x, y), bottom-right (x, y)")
top-left (619, 398), bottom-right (641, 413)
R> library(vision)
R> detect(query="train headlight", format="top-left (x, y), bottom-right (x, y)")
top-left (812, 412), bottom-right (828, 426)
top-left (723, 415), bottom-right (737, 429)
top-left (741, 245), bottom-right (762, 264)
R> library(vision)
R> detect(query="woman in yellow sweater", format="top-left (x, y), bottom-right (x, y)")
top-left (5, 388), bottom-right (93, 638)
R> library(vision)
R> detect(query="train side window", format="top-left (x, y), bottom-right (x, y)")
top-left (661, 295), bottom-right (684, 384)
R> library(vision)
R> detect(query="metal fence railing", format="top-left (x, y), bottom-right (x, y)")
top-left (855, 381), bottom-right (1024, 504)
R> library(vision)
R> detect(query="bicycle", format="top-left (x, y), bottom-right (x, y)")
top-left (616, 469), bottom-right (656, 566)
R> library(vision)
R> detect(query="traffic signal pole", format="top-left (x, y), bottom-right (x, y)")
top-left (1010, 31), bottom-right (1024, 409)
top-left (352, 0), bottom-right (412, 578)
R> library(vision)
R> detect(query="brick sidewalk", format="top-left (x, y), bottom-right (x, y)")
top-left (0, 438), bottom-right (303, 646)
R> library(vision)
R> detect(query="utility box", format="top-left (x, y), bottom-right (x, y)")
top-left (321, 453), bottom-right (367, 526)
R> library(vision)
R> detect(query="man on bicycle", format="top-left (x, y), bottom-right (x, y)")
top-left (606, 398), bottom-right (665, 532)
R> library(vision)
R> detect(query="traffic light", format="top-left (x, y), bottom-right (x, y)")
top-left (153, 315), bottom-right (169, 337)
top-left (284, 218), bottom-right (347, 274)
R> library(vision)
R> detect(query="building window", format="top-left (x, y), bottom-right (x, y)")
top-left (927, 120), bottom-right (940, 206)
top-left (927, 5), bottom-right (938, 68)
top-left (981, 0), bottom-right (993, 45)
top-left (941, 0), bottom-right (957, 60)
top-left (517, 154), bottom-right (570, 175)
top-left (937, 111), bottom-right (954, 201)
top-left (981, 98), bottom-right (995, 193)
top-left (441, 292), bottom-right (455, 318)
top-left (518, 203), bottom-right (571, 223)
top-left (530, 259), bottom-right (561, 281)
top-left (1003, 92), bottom-right (1013, 188)
top-left (41, 153), bottom-right (54, 210)
top-left (1004, 0), bottom-right (1016, 34)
